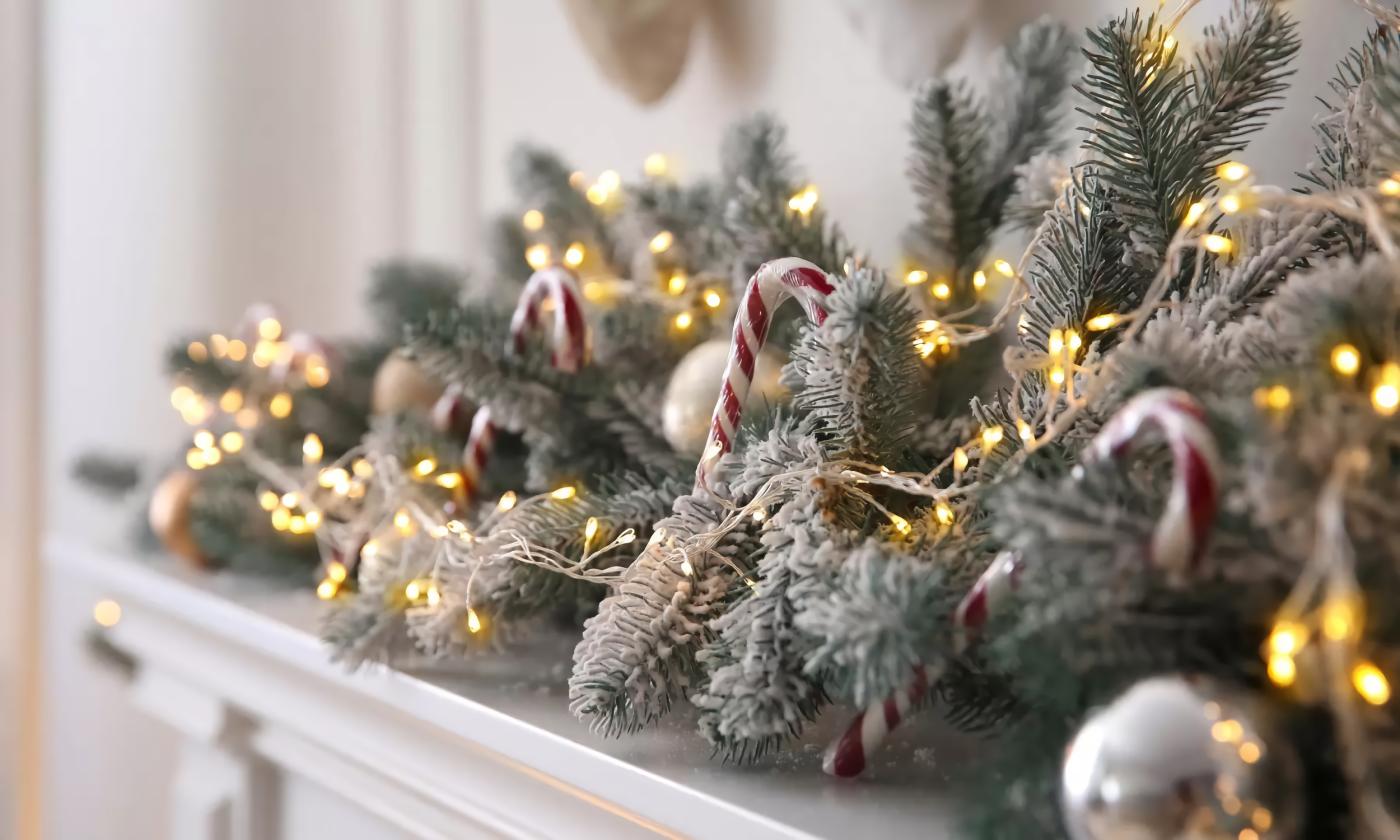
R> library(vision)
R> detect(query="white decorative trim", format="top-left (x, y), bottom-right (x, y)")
top-left (51, 538), bottom-right (957, 839)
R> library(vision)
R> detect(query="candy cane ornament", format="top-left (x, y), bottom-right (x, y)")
top-left (232, 303), bottom-right (335, 388)
top-left (952, 550), bottom-right (1024, 649)
top-left (694, 257), bottom-right (835, 489)
top-left (238, 302), bottom-right (280, 343)
top-left (270, 330), bottom-right (336, 387)
top-left (950, 388), bottom-right (1220, 639)
top-left (1084, 387), bottom-right (1222, 576)
top-left (507, 265), bottom-right (588, 373)
top-left (825, 389), bottom-right (1222, 779)
top-left (825, 552), bottom-right (1021, 778)
top-left (431, 383), bottom-right (469, 436)
top-left (822, 664), bottom-right (930, 778)
top-left (459, 406), bottom-right (495, 504)
top-left (454, 267), bottom-right (590, 505)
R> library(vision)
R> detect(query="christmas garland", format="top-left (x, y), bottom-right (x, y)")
top-left (84, 0), bottom-right (1400, 835)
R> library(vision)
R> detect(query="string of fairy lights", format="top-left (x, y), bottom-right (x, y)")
top-left (169, 311), bottom-right (331, 472)
top-left (165, 163), bottom-right (1400, 683)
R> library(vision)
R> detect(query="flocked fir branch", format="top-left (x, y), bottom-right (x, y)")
top-left (904, 18), bottom-right (1076, 289)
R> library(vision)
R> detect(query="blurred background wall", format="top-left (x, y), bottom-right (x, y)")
top-left (39, 2), bottom-right (473, 837)
top-left (32, 1), bottom-right (1371, 837)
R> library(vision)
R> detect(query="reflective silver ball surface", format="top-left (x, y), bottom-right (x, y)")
top-left (1061, 676), bottom-right (1300, 840)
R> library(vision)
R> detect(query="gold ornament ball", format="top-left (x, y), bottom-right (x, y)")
top-left (662, 338), bottom-right (788, 456)
top-left (148, 469), bottom-right (207, 569)
top-left (372, 352), bottom-right (445, 416)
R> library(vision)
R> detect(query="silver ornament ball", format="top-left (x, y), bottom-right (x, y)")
top-left (1061, 675), bottom-right (1301, 840)
top-left (661, 338), bottom-right (788, 456)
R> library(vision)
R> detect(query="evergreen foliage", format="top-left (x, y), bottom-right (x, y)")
top-left (570, 16), bottom-right (1077, 761)
top-left (905, 19), bottom-right (1076, 287)
top-left (93, 2), bottom-right (1400, 836)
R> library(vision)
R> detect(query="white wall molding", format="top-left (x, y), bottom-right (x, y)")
top-left (51, 539), bottom-right (965, 839)
top-left (400, 0), bottom-right (481, 269)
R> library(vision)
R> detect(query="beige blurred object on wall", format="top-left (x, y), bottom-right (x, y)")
top-left (837, 0), bottom-right (987, 87)
top-left (560, 0), bottom-right (700, 104)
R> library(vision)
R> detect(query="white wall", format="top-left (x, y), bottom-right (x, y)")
top-left (38, 1), bottom-right (1374, 838)
top-left (40, 2), bottom-right (446, 837)
top-left (480, 1), bottom-right (914, 262)
top-left (478, 0), bottom-right (1372, 269)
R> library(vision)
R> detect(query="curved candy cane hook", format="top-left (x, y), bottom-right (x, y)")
top-left (457, 267), bottom-right (591, 506)
top-left (459, 406), bottom-right (495, 504)
top-left (1084, 387), bottom-right (1222, 574)
top-left (507, 265), bottom-right (588, 373)
top-left (953, 387), bottom-right (1221, 642)
top-left (694, 257), bottom-right (834, 489)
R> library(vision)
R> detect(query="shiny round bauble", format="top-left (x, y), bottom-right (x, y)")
top-left (372, 352), bottom-right (444, 416)
top-left (661, 338), bottom-right (788, 456)
top-left (1061, 675), bottom-right (1301, 840)
top-left (148, 469), bottom-right (207, 569)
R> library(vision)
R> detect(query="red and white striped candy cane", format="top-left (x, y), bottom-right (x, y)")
top-left (234, 304), bottom-right (334, 386)
top-left (947, 388), bottom-right (1218, 644)
top-left (507, 265), bottom-right (588, 373)
top-left (239, 302), bottom-right (280, 343)
top-left (270, 330), bottom-right (335, 386)
top-left (454, 267), bottom-right (590, 504)
top-left (953, 550), bottom-right (1024, 650)
top-left (694, 257), bottom-right (835, 489)
top-left (822, 664), bottom-right (930, 778)
top-left (826, 551), bottom-right (1020, 778)
top-left (459, 406), bottom-right (495, 503)
top-left (826, 550), bottom-right (1021, 779)
top-left (1085, 387), bottom-right (1221, 575)
top-left (432, 383), bottom-right (469, 435)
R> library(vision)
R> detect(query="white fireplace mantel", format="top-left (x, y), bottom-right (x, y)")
top-left (49, 538), bottom-right (964, 839)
